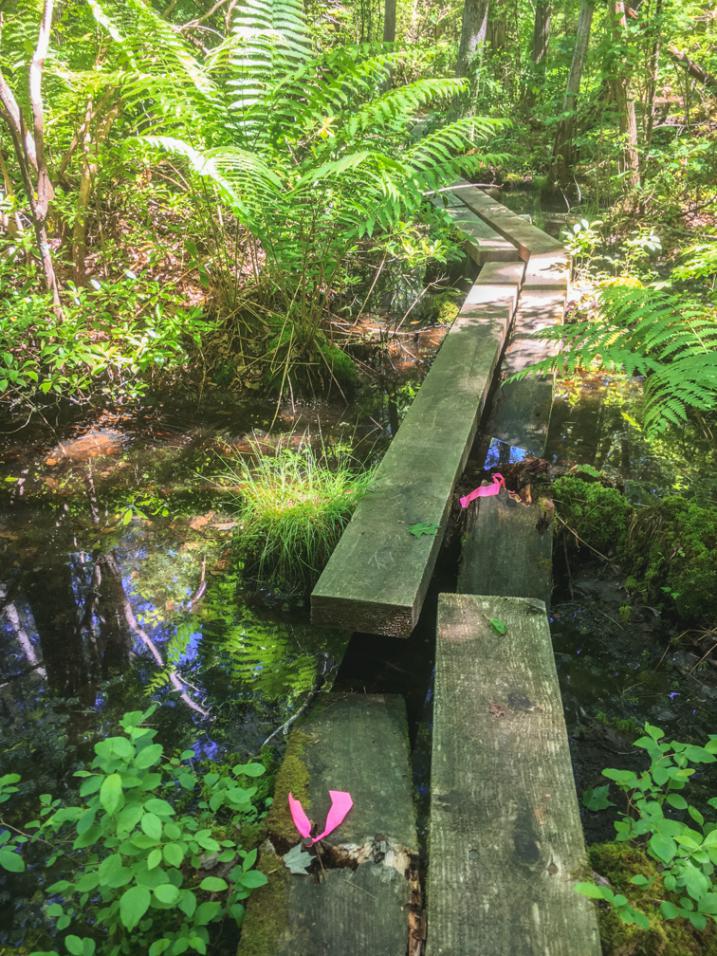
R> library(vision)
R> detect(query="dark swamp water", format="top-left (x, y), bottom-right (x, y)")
top-left (2, 209), bottom-right (717, 944)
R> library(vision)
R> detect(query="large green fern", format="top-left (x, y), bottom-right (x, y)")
top-left (91, 0), bottom-right (503, 392)
top-left (515, 280), bottom-right (717, 434)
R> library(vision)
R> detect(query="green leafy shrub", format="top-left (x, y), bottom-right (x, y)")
top-left (0, 248), bottom-right (210, 410)
top-left (588, 842), bottom-right (717, 955)
top-left (220, 441), bottom-right (373, 589)
top-left (623, 496), bottom-right (717, 626)
top-left (552, 475), bottom-right (633, 555)
top-left (0, 708), bottom-right (268, 955)
top-left (577, 724), bottom-right (717, 936)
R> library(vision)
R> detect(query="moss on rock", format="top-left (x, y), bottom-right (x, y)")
top-left (590, 842), bottom-right (717, 955)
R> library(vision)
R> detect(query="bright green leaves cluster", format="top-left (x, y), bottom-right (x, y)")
top-left (0, 708), bottom-right (268, 955)
top-left (0, 261), bottom-right (210, 410)
top-left (578, 723), bottom-right (717, 932)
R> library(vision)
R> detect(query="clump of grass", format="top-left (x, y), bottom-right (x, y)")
top-left (221, 440), bottom-right (373, 591)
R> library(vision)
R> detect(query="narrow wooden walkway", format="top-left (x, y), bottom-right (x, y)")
top-left (238, 693), bottom-right (419, 955)
top-left (243, 188), bottom-right (602, 955)
top-left (311, 232), bottom-right (524, 636)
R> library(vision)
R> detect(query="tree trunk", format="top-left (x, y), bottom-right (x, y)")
top-left (548, 0), bottom-right (594, 189)
top-left (0, 0), bottom-right (62, 313)
top-left (457, 0), bottom-right (490, 76)
top-left (609, 0), bottom-right (641, 189)
top-left (383, 0), bottom-right (397, 42)
top-left (524, 0), bottom-right (551, 108)
top-left (643, 0), bottom-right (662, 153)
top-left (625, 4), bottom-right (717, 94)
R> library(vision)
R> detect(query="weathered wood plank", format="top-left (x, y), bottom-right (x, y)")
top-left (522, 250), bottom-right (571, 293)
top-left (428, 594), bottom-right (601, 956)
top-left (458, 494), bottom-right (553, 605)
top-left (311, 289), bottom-right (514, 637)
top-left (486, 289), bottom-right (565, 455)
top-left (455, 183), bottom-right (565, 260)
top-left (238, 693), bottom-right (418, 956)
top-left (439, 203), bottom-right (520, 264)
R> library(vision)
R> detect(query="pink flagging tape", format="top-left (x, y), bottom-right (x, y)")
top-left (288, 790), bottom-right (353, 846)
top-left (459, 472), bottom-right (506, 509)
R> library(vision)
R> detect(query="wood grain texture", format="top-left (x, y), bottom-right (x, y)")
top-left (428, 595), bottom-right (601, 956)
top-left (487, 289), bottom-right (565, 455)
top-left (311, 290), bottom-right (514, 637)
top-left (458, 494), bottom-right (553, 605)
top-left (239, 694), bottom-right (418, 956)
top-left (456, 182), bottom-right (565, 260)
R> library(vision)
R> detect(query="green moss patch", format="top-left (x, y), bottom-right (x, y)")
top-left (553, 475), bottom-right (632, 555)
top-left (589, 842), bottom-right (717, 955)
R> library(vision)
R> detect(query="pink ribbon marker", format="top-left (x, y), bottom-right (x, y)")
top-left (288, 790), bottom-right (353, 846)
top-left (460, 472), bottom-right (506, 509)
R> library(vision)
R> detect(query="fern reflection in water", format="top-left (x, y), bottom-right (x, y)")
top-left (198, 574), bottom-right (347, 705)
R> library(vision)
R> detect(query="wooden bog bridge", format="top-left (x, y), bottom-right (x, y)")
top-left (239, 186), bottom-right (601, 955)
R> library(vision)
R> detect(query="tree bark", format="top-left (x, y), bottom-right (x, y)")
top-left (524, 0), bottom-right (551, 107)
top-left (643, 0), bottom-right (662, 152)
top-left (457, 0), bottom-right (490, 76)
top-left (609, 0), bottom-right (641, 189)
top-left (548, 0), bottom-right (594, 189)
top-left (383, 0), bottom-right (397, 42)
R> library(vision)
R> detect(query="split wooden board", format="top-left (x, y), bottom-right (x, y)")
top-left (238, 693), bottom-right (418, 956)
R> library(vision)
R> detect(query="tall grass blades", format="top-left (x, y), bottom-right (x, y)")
top-left (218, 440), bottom-right (373, 590)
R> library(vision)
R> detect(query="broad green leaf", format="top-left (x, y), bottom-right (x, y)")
top-left (141, 812), bottom-right (162, 841)
top-left (144, 798), bottom-right (175, 817)
top-left (660, 900), bottom-right (680, 919)
top-left (575, 881), bottom-right (610, 900)
top-left (134, 744), bottom-right (163, 769)
top-left (149, 940), bottom-right (171, 956)
top-left (0, 848), bottom-right (25, 873)
top-left (232, 763), bottom-right (265, 778)
top-left (154, 883), bottom-right (180, 904)
top-left (194, 901), bottom-right (221, 925)
top-left (199, 876), bottom-right (227, 892)
top-left (100, 773), bottom-right (123, 815)
top-left (240, 869), bottom-right (268, 889)
top-left (163, 843), bottom-right (184, 868)
top-left (649, 833), bottom-right (676, 863)
top-left (119, 884), bottom-right (151, 931)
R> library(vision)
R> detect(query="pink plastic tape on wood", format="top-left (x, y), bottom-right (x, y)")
top-left (288, 790), bottom-right (353, 846)
top-left (459, 472), bottom-right (506, 509)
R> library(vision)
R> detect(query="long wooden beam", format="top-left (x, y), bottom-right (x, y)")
top-left (311, 262), bottom-right (523, 637)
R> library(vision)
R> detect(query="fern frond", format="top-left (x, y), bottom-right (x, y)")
top-left (515, 279), bottom-right (717, 435)
top-left (228, 0), bottom-right (311, 121)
